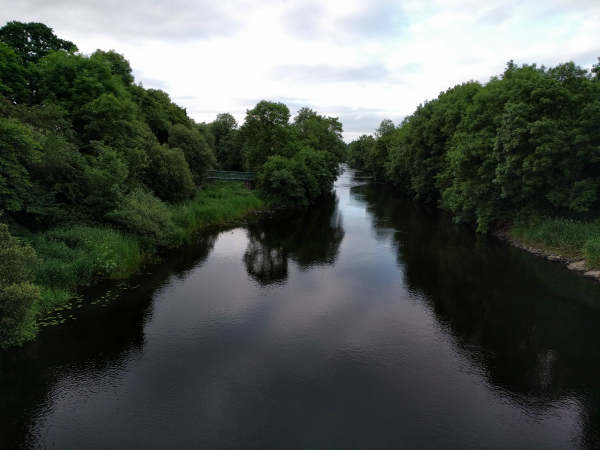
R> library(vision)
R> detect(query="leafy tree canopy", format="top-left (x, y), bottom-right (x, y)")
top-left (0, 21), bottom-right (77, 65)
top-left (243, 100), bottom-right (292, 170)
top-left (0, 42), bottom-right (28, 102)
top-left (374, 118), bottom-right (395, 138)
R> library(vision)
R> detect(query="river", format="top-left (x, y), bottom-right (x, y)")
top-left (1, 167), bottom-right (599, 449)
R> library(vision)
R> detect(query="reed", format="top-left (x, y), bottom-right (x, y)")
top-left (509, 217), bottom-right (600, 269)
top-left (31, 181), bottom-right (262, 314)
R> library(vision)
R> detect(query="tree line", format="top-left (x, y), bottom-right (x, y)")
top-left (0, 20), bottom-right (345, 349)
top-left (348, 59), bottom-right (600, 232)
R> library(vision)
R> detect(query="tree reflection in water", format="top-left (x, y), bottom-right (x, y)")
top-left (243, 192), bottom-right (345, 286)
top-left (0, 233), bottom-right (218, 448)
top-left (354, 182), bottom-right (600, 448)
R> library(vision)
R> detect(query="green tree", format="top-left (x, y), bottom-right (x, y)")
top-left (374, 118), bottom-right (396, 138)
top-left (135, 88), bottom-right (190, 144)
top-left (81, 145), bottom-right (129, 220)
top-left (295, 147), bottom-right (338, 198)
top-left (365, 119), bottom-right (397, 181)
top-left (494, 62), bottom-right (600, 215)
top-left (243, 100), bottom-right (292, 170)
top-left (439, 62), bottom-right (600, 231)
top-left (144, 142), bottom-right (195, 202)
top-left (168, 123), bottom-right (215, 183)
top-left (592, 57), bottom-right (600, 82)
top-left (348, 135), bottom-right (375, 170)
top-left (0, 42), bottom-right (29, 103)
top-left (92, 49), bottom-right (134, 86)
top-left (218, 129), bottom-right (247, 171)
top-left (293, 107), bottom-right (346, 162)
top-left (33, 51), bottom-right (125, 126)
top-left (81, 93), bottom-right (138, 145)
top-left (387, 82), bottom-right (481, 202)
top-left (368, 135), bottom-right (392, 181)
top-left (211, 112), bottom-right (243, 169)
top-left (0, 118), bottom-right (40, 212)
top-left (257, 155), bottom-right (308, 205)
top-left (0, 21), bottom-right (77, 65)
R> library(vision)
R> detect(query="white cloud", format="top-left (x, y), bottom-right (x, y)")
top-left (2, 0), bottom-right (599, 141)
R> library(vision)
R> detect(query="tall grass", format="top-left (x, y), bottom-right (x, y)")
top-left (584, 237), bottom-right (600, 269)
top-left (31, 226), bottom-right (143, 311)
top-left (171, 181), bottom-right (263, 230)
top-left (30, 181), bottom-right (262, 312)
top-left (509, 217), bottom-right (600, 269)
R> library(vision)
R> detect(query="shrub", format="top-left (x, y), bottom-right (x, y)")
top-left (107, 189), bottom-right (178, 248)
top-left (0, 222), bottom-right (40, 349)
top-left (257, 155), bottom-right (307, 205)
top-left (144, 142), bottom-right (195, 202)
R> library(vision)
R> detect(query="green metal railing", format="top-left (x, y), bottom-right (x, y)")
top-left (206, 171), bottom-right (256, 181)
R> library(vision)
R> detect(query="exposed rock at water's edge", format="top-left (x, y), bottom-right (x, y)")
top-left (583, 271), bottom-right (600, 280)
top-left (492, 230), bottom-right (598, 283)
top-left (568, 261), bottom-right (588, 272)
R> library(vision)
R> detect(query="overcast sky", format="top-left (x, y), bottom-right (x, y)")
top-left (3, 0), bottom-right (600, 141)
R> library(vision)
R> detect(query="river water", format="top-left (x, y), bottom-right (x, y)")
top-left (1, 167), bottom-right (599, 449)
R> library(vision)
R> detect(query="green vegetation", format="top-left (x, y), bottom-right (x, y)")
top-left (244, 103), bottom-right (345, 204)
top-left (509, 217), bottom-right (600, 268)
top-left (349, 58), bottom-right (600, 267)
top-left (0, 20), bottom-right (345, 349)
top-left (0, 220), bottom-right (40, 349)
top-left (0, 181), bottom-right (262, 350)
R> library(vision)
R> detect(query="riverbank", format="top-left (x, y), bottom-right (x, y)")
top-left (494, 217), bottom-right (600, 281)
top-left (23, 181), bottom-right (263, 344)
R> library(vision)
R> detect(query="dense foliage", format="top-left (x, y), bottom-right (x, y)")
top-left (0, 220), bottom-right (40, 349)
top-left (0, 21), bottom-right (344, 349)
top-left (349, 59), bottom-right (600, 234)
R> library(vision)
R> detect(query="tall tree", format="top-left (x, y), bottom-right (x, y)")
top-left (347, 135), bottom-right (375, 171)
top-left (591, 57), bottom-right (600, 82)
top-left (243, 100), bottom-right (291, 170)
top-left (0, 42), bottom-right (28, 103)
top-left (168, 123), bottom-right (215, 183)
top-left (374, 118), bottom-right (395, 138)
top-left (0, 21), bottom-right (77, 66)
top-left (211, 112), bottom-right (242, 169)
top-left (92, 50), bottom-right (135, 86)
top-left (293, 107), bottom-right (346, 162)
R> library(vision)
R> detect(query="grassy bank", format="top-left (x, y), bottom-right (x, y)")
top-left (30, 181), bottom-right (262, 317)
top-left (508, 217), bottom-right (600, 269)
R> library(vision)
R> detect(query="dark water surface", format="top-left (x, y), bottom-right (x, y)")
top-left (1, 168), bottom-right (600, 449)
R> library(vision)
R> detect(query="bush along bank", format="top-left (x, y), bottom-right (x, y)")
top-left (347, 58), bottom-right (600, 276)
top-left (498, 217), bottom-right (600, 280)
top-left (0, 181), bottom-right (263, 350)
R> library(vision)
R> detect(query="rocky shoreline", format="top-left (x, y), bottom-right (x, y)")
top-left (493, 231), bottom-right (600, 282)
